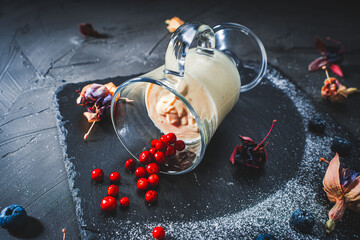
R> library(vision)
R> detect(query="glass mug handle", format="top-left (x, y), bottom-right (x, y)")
top-left (213, 23), bottom-right (267, 92)
top-left (164, 22), bottom-right (216, 77)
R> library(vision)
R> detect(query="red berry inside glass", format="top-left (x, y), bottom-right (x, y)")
top-left (149, 147), bottom-right (157, 155)
top-left (154, 151), bottom-right (166, 164)
top-left (166, 133), bottom-right (177, 144)
top-left (152, 226), bottom-right (165, 240)
top-left (100, 196), bottom-right (117, 211)
top-left (110, 172), bottom-right (121, 182)
top-left (174, 140), bottom-right (185, 151)
top-left (145, 190), bottom-right (158, 203)
top-left (139, 151), bottom-right (152, 164)
top-left (146, 163), bottom-right (160, 175)
top-left (137, 178), bottom-right (148, 190)
top-left (135, 167), bottom-right (146, 178)
top-left (125, 159), bottom-right (136, 171)
top-left (148, 174), bottom-right (160, 187)
top-left (160, 135), bottom-right (167, 143)
top-left (155, 141), bottom-right (167, 152)
top-left (151, 139), bottom-right (159, 147)
top-left (107, 184), bottom-right (119, 196)
top-left (119, 197), bottom-right (130, 207)
top-left (91, 168), bottom-right (104, 182)
top-left (166, 145), bottom-right (176, 157)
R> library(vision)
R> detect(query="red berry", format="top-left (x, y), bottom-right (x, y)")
top-left (151, 139), bottom-right (159, 147)
top-left (152, 226), bottom-right (165, 239)
top-left (155, 141), bottom-right (167, 152)
top-left (166, 145), bottom-right (176, 157)
top-left (166, 133), bottom-right (177, 144)
top-left (145, 190), bottom-right (158, 203)
top-left (139, 151), bottom-right (152, 164)
top-left (135, 167), bottom-right (146, 178)
top-left (110, 172), bottom-right (121, 182)
top-left (100, 196), bottom-right (117, 211)
top-left (160, 135), bottom-right (167, 143)
top-left (137, 178), bottom-right (148, 190)
top-left (146, 163), bottom-right (160, 175)
top-left (91, 168), bottom-right (104, 182)
top-left (154, 151), bottom-right (166, 164)
top-left (149, 147), bottom-right (157, 155)
top-left (148, 174), bottom-right (160, 187)
top-left (125, 159), bottom-right (136, 170)
top-left (174, 140), bottom-right (185, 151)
top-left (119, 197), bottom-right (130, 207)
top-left (107, 184), bottom-right (119, 196)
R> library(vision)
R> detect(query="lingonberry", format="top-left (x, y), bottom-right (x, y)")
top-left (174, 140), bottom-right (185, 151)
top-left (151, 139), bottom-right (159, 147)
top-left (145, 190), bottom-right (158, 203)
top-left (119, 197), bottom-right (130, 207)
top-left (125, 159), bottom-right (136, 171)
top-left (107, 184), bottom-right (119, 196)
top-left (166, 145), bottom-right (176, 157)
top-left (154, 151), bottom-right (166, 164)
top-left (146, 163), bottom-right (160, 175)
top-left (135, 167), bottom-right (147, 178)
top-left (166, 133), bottom-right (177, 144)
top-left (148, 174), bottom-right (160, 187)
top-left (91, 168), bottom-right (104, 182)
top-left (110, 172), bottom-right (121, 182)
top-left (155, 141), bottom-right (167, 152)
top-left (100, 196), bottom-right (117, 212)
top-left (160, 135), bottom-right (167, 143)
top-left (137, 178), bottom-right (148, 190)
top-left (152, 226), bottom-right (165, 239)
top-left (149, 147), bottom-right (157, 155)
top-left (139, 150), bottom-right (152, 164)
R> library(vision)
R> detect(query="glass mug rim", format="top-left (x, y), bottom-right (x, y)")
top-left (111, 22), bottom-right (267, 175)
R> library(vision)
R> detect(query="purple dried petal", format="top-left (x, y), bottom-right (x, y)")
top-left (89, 84), bottom-right (109, 99)
top-left (340, 166), bottom-right (360, 189)
top-left (239, 135), bottom-right (256, 145)
top-left (308, 56), bottom-right (328, 71)
top-left (315, 37), bottom-right (327, 55)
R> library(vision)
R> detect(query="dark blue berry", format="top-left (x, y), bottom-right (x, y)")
top-left (256, 233), bottom-right (276, 240)
top-left (308, 116), bottom-right (326, 133)
top-left (331, 136), bottom-right (352, 156)
top-left (0, 205), bottom-right (27, 230)
top-left (290, 209), bottom-right (315, 233)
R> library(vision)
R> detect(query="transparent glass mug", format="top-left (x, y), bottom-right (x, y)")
top-left (111, 22), bottom-right (267, 175)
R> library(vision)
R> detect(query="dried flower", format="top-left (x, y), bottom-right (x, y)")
top-left (230, 120), bottom-right (276, 169)
top-left (76, 82), bottom-right (133, 139)
top-left (165, 17), bottom-right (184, 33)
top-left (309, 37), bottom-right (344, 76)
top-left (321, 154), bottom-right (360, 234)
top-left (321, 66), bottom-right (359, 102)
top-left (79, 23), bottom-right (107, 38)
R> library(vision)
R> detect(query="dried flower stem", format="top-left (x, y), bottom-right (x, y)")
top-left (84, 120), bottom-right (96, 140)
top-left (253, 120), bottom-right (277, 151)
top-left (320, 157), bottom-right (330, 164)
top-left (322, 66), bottom-right (330, 80)
top-left (62, 228), bottom-right (66, 240)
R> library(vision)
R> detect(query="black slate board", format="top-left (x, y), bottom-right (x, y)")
top-left (55, 66), bottom-right (360, 239)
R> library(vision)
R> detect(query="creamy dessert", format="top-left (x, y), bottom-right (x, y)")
top-left (145, 49), bottom-right (241, 141)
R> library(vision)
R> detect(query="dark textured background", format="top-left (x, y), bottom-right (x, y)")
top-left (0, 0), bottom-right (359, 239)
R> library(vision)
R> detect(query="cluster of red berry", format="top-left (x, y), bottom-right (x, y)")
top-left (126, 133), bottom-right (185, 204)
top-left (91, 169), bottom-right (130, 212)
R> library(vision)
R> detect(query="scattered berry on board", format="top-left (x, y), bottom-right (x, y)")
top-left (110, 172), bottom-right (121, 182)
top-left (119, 197), bottom-right (130, 207)
top-left (100, 196), bottom-right (117, 212)
top-left (152, 226), bottom-right (165, 239)
top-left (135, 167), bottom-right (147, 178)
top-left (125, 159), bottom-right (136, 170)
top-left (154, 151), bottom-right (166, 164)
top-left (146, 163), bottom-right (160, 175)
top-left (148, 174), bottom-right (160, 187)
top-left (137, 178), bottom-right (149, 191)
top-left (91, 168), bottom-right (104, 182)
top-left (0, 205), bottom-right (27, 230)
top-left (139, 151), bottom-right (153, 164)
top-left (107, 185), bottom-right (119, 196)
top-left (290, 209), bottom-right (315, 233)
top-left (145, 190), bottom-right (158, 203)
